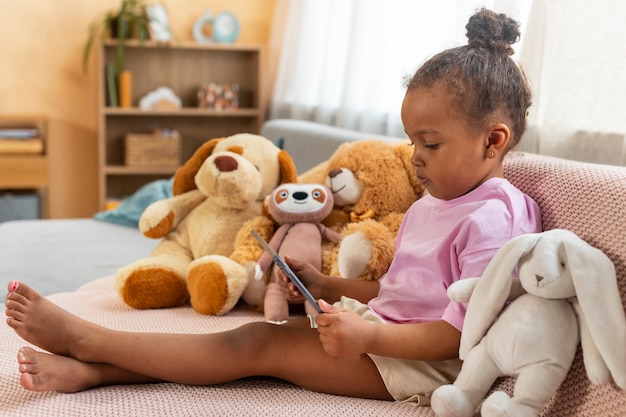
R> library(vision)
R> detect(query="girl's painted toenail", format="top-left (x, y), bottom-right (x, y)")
top-left (11, 282), bottom-right (19, 291)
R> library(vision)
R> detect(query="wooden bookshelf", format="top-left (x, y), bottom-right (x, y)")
top-left (0, 115), bottom-right (49, 218)
top-left (97, 40), bottom-right (265, 209)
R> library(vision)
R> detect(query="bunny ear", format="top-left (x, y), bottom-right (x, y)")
top-left (459, 233), bottom-right (542, 359)
top-left (564, 232), bottom-right (626, 389)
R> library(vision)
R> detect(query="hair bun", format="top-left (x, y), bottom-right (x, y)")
top-left (466, 8), bottom-right (520, 55)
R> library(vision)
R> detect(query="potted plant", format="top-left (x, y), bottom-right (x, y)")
top-left (82, 0), bottom-right (170, 75)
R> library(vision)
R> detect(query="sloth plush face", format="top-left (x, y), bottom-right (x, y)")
top-left (267, 183), bottom-right (334, 225)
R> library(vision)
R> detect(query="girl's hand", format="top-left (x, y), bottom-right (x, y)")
top-left (282, 256), bottom-right (327, 301)
top-left (314, 299), bottom-right (376, 357)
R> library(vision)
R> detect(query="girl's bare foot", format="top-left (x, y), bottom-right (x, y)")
top-left (17, 347), bottom-right (100, 393)
top-left (5, 281), bottom-right (99, 359)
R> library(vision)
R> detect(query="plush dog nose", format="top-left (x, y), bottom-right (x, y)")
top-left (535, 274), bottom-right (544, 283)
top-left (214, 155), bottom-right (238, 172)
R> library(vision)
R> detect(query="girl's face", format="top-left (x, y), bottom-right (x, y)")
top-left (401, 85), bottom-right (508, 200)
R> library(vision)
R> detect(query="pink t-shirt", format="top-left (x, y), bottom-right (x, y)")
top-left (367, 177), bottom-right (541, 331)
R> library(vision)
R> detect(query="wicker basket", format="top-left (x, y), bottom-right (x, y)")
top-left (124, 133), bottom-right (181, 167)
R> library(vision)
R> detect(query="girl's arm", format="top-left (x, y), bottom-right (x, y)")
top-left (368, 319), bottom-right (461, 360)
top-left (285, 258), bottom-right (459, 360)
top-left (315, 301), bottom-right (461, 361)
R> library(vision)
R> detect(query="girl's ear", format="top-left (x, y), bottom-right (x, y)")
top-left (485, 123), bottom-right (511, 156)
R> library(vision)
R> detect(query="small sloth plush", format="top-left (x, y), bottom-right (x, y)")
top-left (254, 183), bottom-right (341, 323)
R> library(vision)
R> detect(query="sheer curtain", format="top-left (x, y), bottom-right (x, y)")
top-left (269, 0), bottom-right (531, 138)
top-left (518, 0), bottom-right (626, 165)
top-left (269, 1), bottom-right (626, 165)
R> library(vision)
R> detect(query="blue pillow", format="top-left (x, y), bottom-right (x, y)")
top-left (94, 178), bottom-right (174, 228)
top-left (273, 137), bottom-right (284, 149)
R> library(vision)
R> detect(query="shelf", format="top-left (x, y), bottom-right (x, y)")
top-left (103, 107), bottom-right (261, 117)
top-left (0, 116), bottom-right (49, 218)
top-left (97, 41), bottom-right (265, 210)
top-left (105, 165), bottom-right (179, 175)
top-left (0, 156), bottom-right (48, 188)
top-left (103, 39), bottom-right (262, 52)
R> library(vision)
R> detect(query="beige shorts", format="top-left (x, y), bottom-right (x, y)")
top-left (337, 297), bottom-right (462, 405)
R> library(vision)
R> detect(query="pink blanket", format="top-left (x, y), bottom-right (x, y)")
top-left (0, 276), bottom-right (429, 416)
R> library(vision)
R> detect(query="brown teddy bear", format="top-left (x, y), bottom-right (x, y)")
top-left (115, 133), bottom-right (298, 315)
top-left (312, 140), bottom-right (424, 281)
top-left (234, 139), bottom-right (424, 310)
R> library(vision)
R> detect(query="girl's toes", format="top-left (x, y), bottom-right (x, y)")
top-left (18, 347), bottom-right (37, 364)
top-left (7, 280), bottom-right (20, 292)
top-left (19, 372), bottom-right (39, 391)
top-left (11, 281), bottom-right (39, 301)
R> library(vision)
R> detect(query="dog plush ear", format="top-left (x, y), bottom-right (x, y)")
top-left (564, 231), bottom-right (626, 389)
top-left (277, 149), bottom-right (298, 184)
top-left (172, 138), bottom-right (223, 196)
top-left (459, 233), bottom-right (542, 359)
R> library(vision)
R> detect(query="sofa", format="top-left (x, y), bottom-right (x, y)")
top-left (0, 119), bottom-right (624, 416)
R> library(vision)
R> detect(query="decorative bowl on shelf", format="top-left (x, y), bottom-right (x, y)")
top-left (138, 86), bottom-right (182, 110)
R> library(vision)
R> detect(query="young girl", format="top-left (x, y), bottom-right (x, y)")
top-left (5, 8), bottom-right (541, 405)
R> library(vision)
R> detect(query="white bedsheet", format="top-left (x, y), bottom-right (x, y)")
top-left (0, 219), bottom-right (158, 300)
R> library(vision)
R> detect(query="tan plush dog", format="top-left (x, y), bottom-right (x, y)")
top-left (431, 229), bottom-right (626, 417)
top-left (115, 133), bottom-right (297, 315)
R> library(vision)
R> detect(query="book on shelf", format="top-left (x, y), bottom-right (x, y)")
top-left (0, 127), bottom-right (43, 154)
top-left (106, 63), bottom-right (118, 107)
top-left (0, 138), bottom-right (44, 154)
top-left (0, 128), bottom-right (40, 139)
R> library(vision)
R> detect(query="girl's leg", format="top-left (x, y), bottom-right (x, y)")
top-left (5, 281), bottom-right (393, 400)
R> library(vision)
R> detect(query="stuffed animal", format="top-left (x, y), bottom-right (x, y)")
top-left (314, 140), bottom-right (424, 280)
top-left (115, 133), bottom-right (298, 315)
top-left (233, 139), bottom-right (424, 308)
top-left (430, 229), bottom-right (626, 417)
top-left (253, 183), bottom-right (342, 323)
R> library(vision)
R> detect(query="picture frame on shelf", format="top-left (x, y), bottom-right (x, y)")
top-left (145, 4), bottom-right (171, 42)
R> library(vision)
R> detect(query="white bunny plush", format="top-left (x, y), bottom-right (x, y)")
top-left (431, 229), bottom-right (626, 417)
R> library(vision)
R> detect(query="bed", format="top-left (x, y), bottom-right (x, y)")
top-left (1, 119), bottom-right (625, 416)
top-left (0, 219), bottom-right (158, 302)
